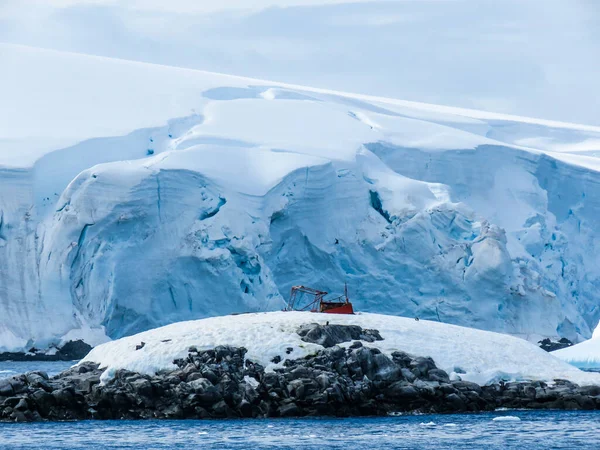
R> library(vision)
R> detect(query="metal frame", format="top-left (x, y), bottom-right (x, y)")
top-left (285, 284), bottom-right (352, 313)
top-left (285, 285), bottom-right (328, 312)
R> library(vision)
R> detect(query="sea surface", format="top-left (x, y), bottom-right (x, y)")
top-left (0, 411), bottom-right (599, 449)
top-left (1, 362), bottom-right (599, 449)
top-left (0, 360), bottom-right (76, 377)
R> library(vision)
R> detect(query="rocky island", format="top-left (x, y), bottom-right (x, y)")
top-left (2, 313), bottom-right (600, 422)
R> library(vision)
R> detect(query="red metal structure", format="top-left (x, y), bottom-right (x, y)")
top-left (285, 284), bottom-right (354, 314)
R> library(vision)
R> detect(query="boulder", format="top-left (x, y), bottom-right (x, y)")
top-left (410, 357), bottom-right (436, 378)
top-left (0, 380), bottom-right (14, 397)
top-left (297, 323), bottom-right (383, 348)
top-left (428, 369), bottom-right (450, 383)
top-left (2, 342), bottom-right (599, 422)
top-left (385, 382), bottom-right (420, 401)
top-left (278, 402), bottom-right (301, 417)
top-left (57, 340), bottom-right (93, 360)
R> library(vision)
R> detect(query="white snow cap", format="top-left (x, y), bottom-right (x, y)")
top-left (554, 320), bottom-right (600, 370)
top-left (82, 312), bottom-right (600, 386)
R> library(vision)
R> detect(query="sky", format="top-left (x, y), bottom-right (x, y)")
top-left (1, 0), bottom-right (599, 125)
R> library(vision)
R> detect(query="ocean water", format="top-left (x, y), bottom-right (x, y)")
top-left (1, 362), bottom-right (599, 449)
top-left (0, 412), bottom-right (599, 449)
top-left (0, 360), bottom-right (76, 378)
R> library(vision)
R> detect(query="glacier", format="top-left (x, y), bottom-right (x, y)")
top-left (2, 43), bottom-right (600, 351)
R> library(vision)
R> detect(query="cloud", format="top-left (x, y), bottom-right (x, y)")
top-left (1, 0), bottom-right (599, 125)
top-left (20, 0), bottom-right (381, 14)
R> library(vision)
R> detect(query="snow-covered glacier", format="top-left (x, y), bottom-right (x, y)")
top-left (2, 43), bottom-right (600, 351)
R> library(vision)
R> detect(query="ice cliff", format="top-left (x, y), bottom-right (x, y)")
top-left (2, 43), bottom-right (600, 351)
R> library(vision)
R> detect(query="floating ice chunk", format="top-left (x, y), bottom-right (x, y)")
top-left (492, 416), bottom-right (521, 422)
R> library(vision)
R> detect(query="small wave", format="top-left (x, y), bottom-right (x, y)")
top-left (197, 432), bottom-right (209, 435)
top-left (420, 421), bottom-right (436, 427)
top-left (443, 423), bottom-right (458, 427)
top-left (493, 416), bottom-right (521, 422)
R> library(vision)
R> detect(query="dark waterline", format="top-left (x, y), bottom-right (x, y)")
top-left (1, 411), bottom-right (599, 449)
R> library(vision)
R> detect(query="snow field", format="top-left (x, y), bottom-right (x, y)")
top-left (554, 321), bottom-right (600, 370)
top-left (82, 312), bottom-right (600, 386)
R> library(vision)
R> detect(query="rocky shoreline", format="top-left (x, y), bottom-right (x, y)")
top-left (2, 324), bottom-right (600, 422)
top-left (0, 340), bottom-right (92, 362)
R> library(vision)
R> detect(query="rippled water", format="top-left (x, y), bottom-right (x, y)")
top-left (0, 360), bottom-right (76, 377)
top-left (0, 411), bottom-right (599, 449)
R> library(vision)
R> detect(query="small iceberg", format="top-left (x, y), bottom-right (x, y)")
top-left (492, 416), bottom-right (521, 422)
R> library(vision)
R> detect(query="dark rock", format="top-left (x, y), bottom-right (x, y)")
top-left (428, 369), bottom-right (450, 383)
top-left (11, 410), bottom-right (28, 422)
top-left (579, 385), bottom-right (600, 396)
top-left (214, 346), bottom-right (238, 361)
top-left (0, 379), bottom-right (14, 397)
top-left (445, 393), bottom-right (465, 410)
top-left (31, 389), bottom-right (55, 415)
top-left (26, 371), bottom-right (49, 381)
top-left (391, 351), bottom-right (413, 368)
top-left (201, 369), bottom-right (219, 385)
top-left (7, 376), bottom-right (27, 395)
top-left (162, 404), bottom-right (184, 419)
top-left (440, 383), bottom-right (458, 395)
top-left (130, 378), bottom-right (153, 397)
top-left (14, 398), bottom-right (29, 411)
top-left (372, 353), bottom-right (401, 382)
top-left (3, 339), bottom-right (600, 422)
top-left (211, 400), bottom-right (233, 418)
top-left (385, 383), bottom-right (420, 401)
top-left (3, 397), bottom-right (22, 408)
top-left (297, 323), bottom-right (383, 348)
top-left (279, 402), bottom-right (301, 417)
top-left (73, 362), bottom-right (99, 374)
top-left (58, 340), bottom-right (93, 360)
top-left (410, 357), bottom-right (436, 378)
top-left (287, 366), bottom-right (311, 380)
top-left (538, 338), bottom-right (573, 352)
top-left (452, 381), bottom-right (482, 394)
top-left (0, 340), bottom-right (93, 362)
top-left (52, 388), bottom-right (75, 406)
top-left (401, 368), bottom-right (417, 383)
